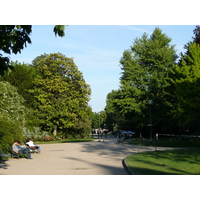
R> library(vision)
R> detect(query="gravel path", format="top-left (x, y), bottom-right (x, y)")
top-left (0, 137), bottom-right (174, 175)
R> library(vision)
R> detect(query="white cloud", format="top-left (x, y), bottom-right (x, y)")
top-left (123, 25), bottom-right (152, 34)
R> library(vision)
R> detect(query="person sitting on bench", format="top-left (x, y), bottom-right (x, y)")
top-left (12, 140), bottom-right (32, 159)
top-left (26, 138), bottom-right (41, 153)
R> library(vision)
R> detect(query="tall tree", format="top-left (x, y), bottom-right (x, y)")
top-left (193, 25), bottom-right (200, 45)
top-left (106, 28), bottom-right (177, 134)
top-left (32, 53), bottom-right (91, 137)
top-left (172, 42), bottom-right (200, 133)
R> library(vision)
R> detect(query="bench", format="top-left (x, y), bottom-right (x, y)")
top-left (9, 147), bottom-right (21, 159)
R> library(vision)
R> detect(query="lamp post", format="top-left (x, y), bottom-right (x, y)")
top-left (98, 112), bottom-right (101, 139)
top-left (98, 112), bottom-right (101, 130)
top-left (148, 99), bottom-right (153, 142)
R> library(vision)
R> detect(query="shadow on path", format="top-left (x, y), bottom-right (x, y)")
top-left (63, 156), bottom-right (127, 175)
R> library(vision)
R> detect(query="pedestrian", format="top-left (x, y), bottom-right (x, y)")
top-left (155, 133), bottom-right (159, 141)
top-left (100, 128), bottom-right (103, 138)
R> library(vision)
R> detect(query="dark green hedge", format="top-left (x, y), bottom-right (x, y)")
top-left (0, 116), bottom-right (22, 153)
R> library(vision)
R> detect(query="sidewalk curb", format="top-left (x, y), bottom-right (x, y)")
top-left (122, 158), bottom-right (136, 175)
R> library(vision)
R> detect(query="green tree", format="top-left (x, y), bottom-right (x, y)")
top-left (32, 53), bottom-right (91, 137)
top-left (1, 61), bottom-right (36, 108)
top-left (172, 42), bottom-right (200, 133)
top-left (105, 90), bottom-right (126, 130)
top-left (1, 61), bottom-right (41, 129)
top-left (91, 111), bottom-right (107, 130)
top-left (105, 28), bottom-right (177, 134)
top-left (91, 112), bottom-right (99, 129)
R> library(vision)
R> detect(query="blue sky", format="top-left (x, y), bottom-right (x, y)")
top-left (9, 25), bottom-right (196, 112)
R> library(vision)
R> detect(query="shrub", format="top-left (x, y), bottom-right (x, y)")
top-left (0, 81), bottom-right (27, 128)
top-left (22, 126), bottom-right (51, 142)
top-left (0, 115), bottom-right (22, 153)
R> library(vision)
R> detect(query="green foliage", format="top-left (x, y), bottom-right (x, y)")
top-left (0, 25), bottom-right (32, 55)
top-left (32, 53), bottom-right (91, 137)
top-left (0, 25), bottom-right (66, 55)
top-left (1, 61), bottom-right (42, 129)
top-left (0, 53), bottom-right (13, 76)
top-left (0, 115), bottom-right (22, 153)
top-left (0, 81), bottom-right (27, 127)
top-left (53, 25), bottom-right (66, 37)
top-left (22, 127), bottom-right (49, 140)
top-left (0, 25), bottom-right (66, 76)
top-left (2, 61), bottom-right (37, 108)
top-left (171, 43), bottom-right (200, 133)
top-left (105, 26), bottom-right (200, 136)
top-left (192, 25), bottom-right (200, 45)
top-left (1, 52), bottom-right (91, 140)
top-left (105, 28), bottom-right (177, 133)
top-left (0, 81), bottom-right (27, 152)
top-left (91, 111), bottom-right (107, 129)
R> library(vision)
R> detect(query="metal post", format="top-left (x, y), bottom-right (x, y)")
top-left (99, 112), bottom-right (100, 130)
top-left (98, 112), bottom-right (100, 139)
top-left (148, 99), bottom-right (153, 144)
top-left (150, 104), bottom-right (152, 141)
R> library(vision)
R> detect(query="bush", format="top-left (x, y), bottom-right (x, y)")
top-left (0, 81), bottom-right (27, 127)
top-left (22, 126), bottom-right (52, 142)
top-left (0, 115), bottom-right (22, 153)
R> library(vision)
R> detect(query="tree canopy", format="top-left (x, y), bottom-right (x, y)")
top-left (32, 53), bottom-right (91, 137)
top-left (105, 27), bottom-right (200, 136)
top-left (172, 42), bottom-right (200, 133)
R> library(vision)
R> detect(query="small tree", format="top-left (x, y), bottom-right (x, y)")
top-left (0, 81), bottom-right (27, 127)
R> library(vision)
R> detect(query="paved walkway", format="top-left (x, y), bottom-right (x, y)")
top-left (0, 137), bottom-right (174, 175)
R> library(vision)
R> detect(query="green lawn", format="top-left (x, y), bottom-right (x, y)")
top-left (129, 138), bottom-right (200, 147)
top-left (126, 148), bottom-right (200, 175)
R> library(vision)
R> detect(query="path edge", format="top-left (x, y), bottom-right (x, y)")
top-left (122, 158), bottom-right (136, 175)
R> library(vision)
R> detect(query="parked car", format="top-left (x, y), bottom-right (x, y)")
top-left (123, 130), bottom-right (136, 138)
top-left (124, 130), bottom-right (135, 135)
top-left (112, 130), bottom-right (122, 137)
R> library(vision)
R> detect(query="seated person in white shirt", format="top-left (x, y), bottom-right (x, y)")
top-left (26, 138), bottom-right (41, 153)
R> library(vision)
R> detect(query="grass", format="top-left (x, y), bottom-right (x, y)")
top-left (125, 148), bottom-right (200, 175)
top-left (128, 138), bottom-right (200, 147)
top-left (35, 138), bottom-right (95, 144)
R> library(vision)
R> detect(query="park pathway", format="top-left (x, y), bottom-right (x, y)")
top-left (0, 137), bottom-right (174, 175)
